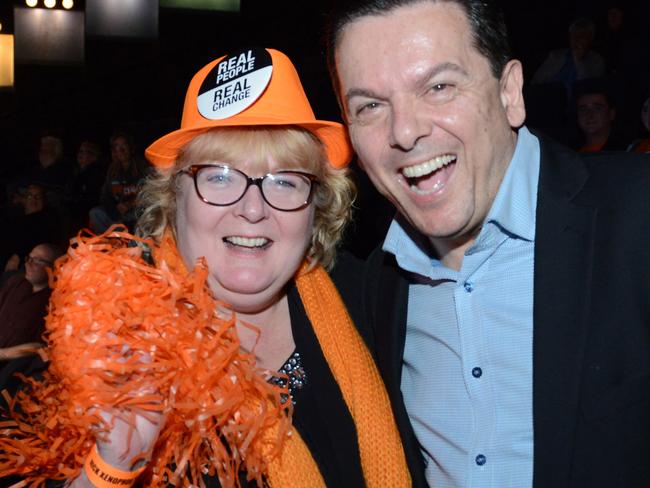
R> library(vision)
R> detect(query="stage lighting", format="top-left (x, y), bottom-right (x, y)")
top-left (26, 0), bottom-right (38, 8)
top-left (44, 0), bottom-right (56, 8)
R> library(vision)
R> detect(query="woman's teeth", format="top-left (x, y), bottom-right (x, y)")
top-left (224, 236), bottom-right (269, 248)
top-left (402, 154), bottom-right (456, 178)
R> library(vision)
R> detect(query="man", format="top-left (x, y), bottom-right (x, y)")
top-left (0, 243), bottom-right (63, 349)
top-left (574, 84), bottom-right (625, 152)
top-left (23, 133), bottom-right (72, 193)
top-left (328, 1), bottom-right (650, 487)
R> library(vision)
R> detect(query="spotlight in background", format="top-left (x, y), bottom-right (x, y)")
top-left (26, 0), bottom-right (38, 8)
top-left (62, 0), bottom-right (74, 9)
top-left (44, 0), bottom-right (56, 8)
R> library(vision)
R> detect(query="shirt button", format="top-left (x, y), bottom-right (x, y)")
top-left (472, 367), bottom-right (483, 378)
top-left (463, 281), bottom-right (474, 292)
top-left (475, 454), bottom-right (487, 466)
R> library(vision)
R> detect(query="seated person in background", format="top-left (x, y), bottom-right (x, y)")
top-left (5, 133), bottom-right (71, 219)
top-left (0, 243), bottom-right (63, 349)
top-left (64, 140), bottom-right (106, 234)
top-left (22, 133), bottom-right (72, 204)
top-left (532, 18), bottom-right (605, 99)
top-left (89, 132), bottom-right (148, 234)
top-left (0, 183), bottom-right (65, 266)
top-left (575, 82), bottom-right (626, 152)
top-left (627, 94), bottom-right (650, 153)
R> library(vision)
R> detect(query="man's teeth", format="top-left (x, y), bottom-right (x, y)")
top-left (225, 236), bottom-right (269, 248)
top-left (402, 154), bottom-right (455, 178)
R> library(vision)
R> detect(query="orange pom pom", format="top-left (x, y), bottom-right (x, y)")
top-left (0, 228), bottom-right (291, 487)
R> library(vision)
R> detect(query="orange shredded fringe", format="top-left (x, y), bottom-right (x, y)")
top-left (0, 228), bottom-right (291, 487)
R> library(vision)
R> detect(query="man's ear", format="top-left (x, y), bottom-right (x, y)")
top-left (500, 59), bottom-right (526, 128)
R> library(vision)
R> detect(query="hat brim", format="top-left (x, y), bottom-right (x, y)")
top-left (145, 116), bottom-right (352, 169)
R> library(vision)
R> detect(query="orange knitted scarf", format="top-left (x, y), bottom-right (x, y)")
top-left (265, 264), bottom-right (411, 487)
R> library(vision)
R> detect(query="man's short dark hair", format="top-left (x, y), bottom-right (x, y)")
top-left (325, 0), bottom-right (513, 105)
top-left (574, 78), bottom-right (615, 108)
top-left (37, 243), bottom-right (65, 262)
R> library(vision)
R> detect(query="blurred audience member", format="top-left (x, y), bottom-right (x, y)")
top-left (0, 183), bottom-right (65, 266)
top-left (627, 95), bottom-right (650, 153)
top-left (575, 83), bottom-right (626, 152)
top-left (0, 243), bottom-right (63, 349)
top-left (89, 132), bottom-right (148, 234)
top-left (64, 140), bottom-right (106, 233)
top-left (532, 18), bottom-right (605, 99)
top-left (22, 134), bottom-right (72, 201)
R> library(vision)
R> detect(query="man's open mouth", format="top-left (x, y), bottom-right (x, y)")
top-left (401, 154), bottom-right (456, 194)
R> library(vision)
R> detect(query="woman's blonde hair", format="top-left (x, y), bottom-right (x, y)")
top-left (137, 126), bottom-right (355, 269)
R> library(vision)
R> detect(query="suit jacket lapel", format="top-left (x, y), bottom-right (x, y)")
top-left (532, 137), bottom-right (597, 486)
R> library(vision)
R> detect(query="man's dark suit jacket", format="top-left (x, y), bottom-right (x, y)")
top-left (359, 135), bottom-right (650, 488)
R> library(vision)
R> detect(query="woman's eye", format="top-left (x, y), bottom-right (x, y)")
top-left (272, 177), bottom-right (297, 189)
top-left (205, 172), bottom-right (230, 184)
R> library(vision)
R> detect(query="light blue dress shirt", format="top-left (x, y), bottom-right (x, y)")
top-left (383, 127), bottom-right (540, 487)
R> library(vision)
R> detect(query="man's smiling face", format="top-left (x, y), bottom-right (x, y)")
top-left (335, 1), bottom-right (525, 252)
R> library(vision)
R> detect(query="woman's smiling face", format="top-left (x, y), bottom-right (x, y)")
top-left (174, 129), bottom-right (318, 314)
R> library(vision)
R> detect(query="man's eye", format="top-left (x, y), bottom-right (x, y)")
top-left (430, 83), bottom-right (449, 92)
top-left (356, 101), bottom-right (380, 115)
top-left (425, 83), bottom-right (457, 103)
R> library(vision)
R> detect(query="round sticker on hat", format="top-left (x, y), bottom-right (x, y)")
top-left (197, 47), bottom-right (273, 120)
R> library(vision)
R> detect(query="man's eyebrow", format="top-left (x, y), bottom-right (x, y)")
top-left (419, 62), bottom-right (469, 83)
top-left (344, 62), bottom-right (469, 103)
top-left (345, 88), bottom-right (382, 103)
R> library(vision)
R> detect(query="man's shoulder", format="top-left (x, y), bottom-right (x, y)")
top-left (573, 151), bottom-right (650, 204)
top-left (538, 135), bottom-right (650, 202)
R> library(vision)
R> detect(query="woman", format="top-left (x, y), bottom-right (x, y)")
top-left (0, 49), bottom-right (410, 487)
top-left (89, 131), bottom-right (147, 234)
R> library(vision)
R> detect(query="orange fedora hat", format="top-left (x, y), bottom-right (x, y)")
top-left (146, 47), bottom-right (351, 169)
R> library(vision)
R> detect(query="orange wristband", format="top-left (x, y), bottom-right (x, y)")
top-left (83, 444), bottom-right (145, 487)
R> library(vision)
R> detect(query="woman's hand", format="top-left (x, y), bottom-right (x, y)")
top-left (68, 407), bottom-right (164, 488)
top-left (96, 407), bottom-right (165, 470)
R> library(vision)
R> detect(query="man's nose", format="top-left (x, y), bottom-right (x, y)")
top-left (389, 99), bottom-right (431, 151)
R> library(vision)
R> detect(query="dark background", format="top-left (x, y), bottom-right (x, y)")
top-left (0, 0), bottom-right (648, 173)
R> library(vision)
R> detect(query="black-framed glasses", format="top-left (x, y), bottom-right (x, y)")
top-left (25, 255), bottom-right (52, 267)
top-left (180, 164), bottom-right (318, 211)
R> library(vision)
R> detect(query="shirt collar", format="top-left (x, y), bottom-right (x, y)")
top-left (481, 126), bottom-right (539, 244)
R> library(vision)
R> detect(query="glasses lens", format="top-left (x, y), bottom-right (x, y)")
top-left (262, 173), bottom-right (313, 210)
top-left (26, 255), bottom-right (50, 266)
top-left (196, 165), bottom-right (246, 205)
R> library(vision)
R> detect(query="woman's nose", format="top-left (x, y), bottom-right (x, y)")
top-left (233, 184), bottom-right (269, 222)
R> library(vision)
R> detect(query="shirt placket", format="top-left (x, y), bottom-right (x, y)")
top-left (455, 230), bottom-right (509, 487)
